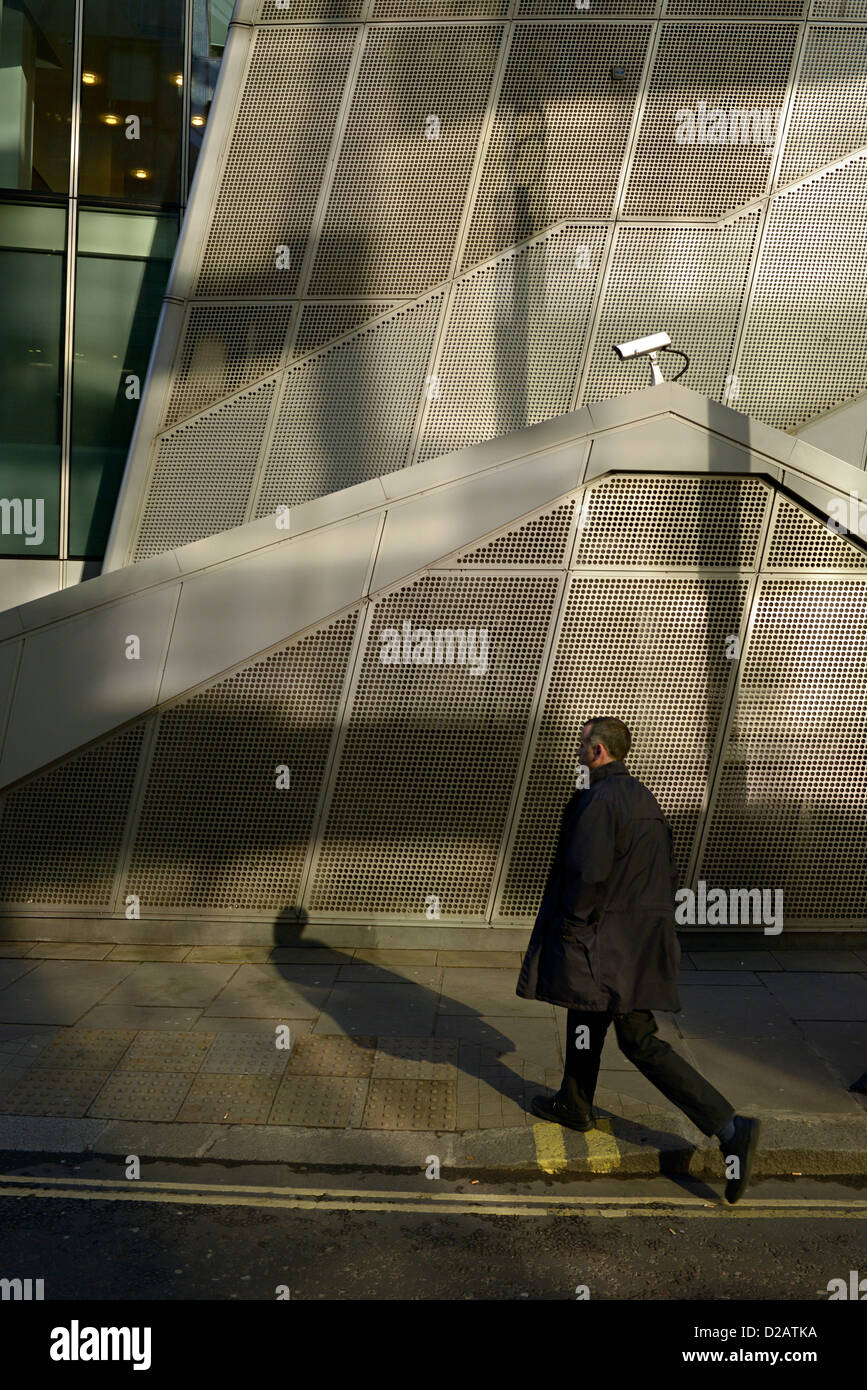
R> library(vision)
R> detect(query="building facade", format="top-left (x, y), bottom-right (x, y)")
top-left (0, 0), bottom-right (230, 606)
top-left (0, 0), bottom-right (864, 939)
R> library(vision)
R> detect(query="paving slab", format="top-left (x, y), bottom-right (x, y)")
top-left (286, 1035), bottom-right (377, 1076)
top-left (371, 1038), bottom-right (459, 1080)
top-left (74, 1006), bottom-right (204, 1031)
top-left (191, 1015), bottom-right (315, 1037)
top-left (88, 1072), bottom-right (197, 1123)
top-left (434, 1014), bottom-right (562, 1069)
top-left (436, 951), bottom-right (522, 968)
top-left (678, 970), bottom-right (760, 986)
top-left (184, 946), bottom-right (272, 963)
top-left (1, 1068), bottom-right (111, 1117)
top-left (119, 1031), bottom-right (216, 1072)
top-left (335, 963), bottom-right (442, 986)
top-left (798, 1022), bottom-right (867, 1091)
top-left (757, 971), bottom-right (867, 1020)
top-left (200, 1032), bottom-right (292, 1076)
top-left (439, 967), bottom-right (553, 1015)
top-left (202, 964), bottom-right (337, 1018)
top-left (0, 960), bottom-right (39, 989)
top-left (771, 951), bottom-right (867, 972)
top-left (0, 960), bottom-right (135, 1024)
top-left (674, 985), bottom-right (800, 1038)
top-left (684, 1034), bottom-right (862, 1115)
top-left (106, 946), bottom-right (192, 962)
top-left (0, 943), bottom-right (38, 957)
top-left (688, 952), bottom-right (781, 971)
top-left (25, 943), bottom-right (115, 959)
top-left (311, 983), bottom-right (438, 1035)
top-left (100, 963), bottom-right (239, 1009)
top-left (268, 1075), bottom-right (368, 1127)
top-left (31, 1030), bottom-right (137, 1071)
top-left (178, 1074), bottom-right (280, 1125)
top-left (353, 949), bottom-right (438, 966)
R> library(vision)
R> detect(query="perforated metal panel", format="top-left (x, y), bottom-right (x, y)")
top-left (257, 0), bottom-right (364, 19)
top-left (573, 475), bottom-right (771, 567)
top-left (450, 497), bottom-right (577, 566)
top-left (294, 302), bottom-right (397, 356)
top-left (124, 611), bottom-right (359, 911)
top-left (666, 0), bottom-right (801, 13)
top-left (810, 0), bottom-right (867, 17)
top-left (737, 157), bottom-right (867, 429)
top-left (373, 1), bottom-right (508, 15)
top-left (197, 27), bottom-right (358, 298)
top-left (309, 24), bottom-right (503, 295)
top-left (463, 24), bottom-right (649, 270)
top-left (256, 294), bottom-right (442, 511)
top-left (779, 26), bottom-right (867, 186)
top-left (700, 577), bottom-right (867, 918)
top-left (0, 727), bottom-right (145, 907)
top-left (133, 379), bottom-right (277, 561)
top-left (164, 305), bottom-right (293, 427)
top-left (420, 226), bottom-right (604, 462)
top-left (581, 214), bottom-right (760, 403)
top-left (308, 573), bottom-right (559, 916)
top-left (497, 573), bottom-right (750, 918)
top-left (766, 494), bottom-right (867, 569)
top-left (623, 24), bottom-right (798, 217)
top-left (517, 1), bottom-right (657, 16)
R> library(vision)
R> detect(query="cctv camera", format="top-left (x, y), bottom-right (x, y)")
top-left (613, 332), bottom-right (672, 361)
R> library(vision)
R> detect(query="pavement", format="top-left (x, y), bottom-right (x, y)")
top-left (0, 936), bottom-right (865, 1181)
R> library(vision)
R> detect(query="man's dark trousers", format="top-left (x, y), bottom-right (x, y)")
top-left (561, 1009), bottom-right (734, 1138)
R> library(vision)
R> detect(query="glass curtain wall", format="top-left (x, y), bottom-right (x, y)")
top-left (0, 0), bottom-right (228, 572)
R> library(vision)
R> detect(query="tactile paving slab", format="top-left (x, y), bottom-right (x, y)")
top-left (119, 1031), bottom-right (216, 1072)
top-left (268, 1075), bottom-right (368, 1127)
top-left (284, 1035), bottom-right (376, 1077)
top-left (371, 1037), bottom-right (459, 1080)
top-left (1, 1069), bottom-right (110, 1117)
top-left (362, 1079), bottom-right (456, 1130)
top-left (30, 1029), bottom-right (137, 1071)
top-left (200, 1032), bottom-right (292, 1076)
top-left (87, 1072), bottom-right (197, 1122)
top-left (177, 1074), bottom-right (280, 1125)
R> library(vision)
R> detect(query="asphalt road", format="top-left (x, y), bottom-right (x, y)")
top-left (1, 1157), bottom-right (866, 1302)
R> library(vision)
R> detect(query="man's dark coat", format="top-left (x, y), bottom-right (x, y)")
top-left (516, 761), bottom-right (681, 1013)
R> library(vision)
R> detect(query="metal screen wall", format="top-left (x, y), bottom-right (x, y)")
top-left (118, 7), bottom-right (867, 563)
top-left (4, 476), bottom-right (866, 928)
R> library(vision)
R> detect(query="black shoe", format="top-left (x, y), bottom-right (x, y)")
top-left (531, 1094), bottom-right (595, 1131)
top-left (721, 1116), bottom-right (761, 1204)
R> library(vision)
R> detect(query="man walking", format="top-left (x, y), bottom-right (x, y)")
top-left (516, 716), bottom-right (760, 1204)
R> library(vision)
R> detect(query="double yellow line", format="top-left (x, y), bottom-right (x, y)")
top-left (1, 1174), bottom-right (866, 1218)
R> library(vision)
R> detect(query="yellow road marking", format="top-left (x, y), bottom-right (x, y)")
top-left (532, 1121), bottom-right (568, 1173)
top-left (1, 1175), bottom-right (866, 1218)
top-left (585, 1116), bottom-right (621, 1174)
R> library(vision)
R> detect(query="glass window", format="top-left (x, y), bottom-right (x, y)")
top-left (189, 0), bottom-right (231, 188)
top-left (0, 202), bottom-right (65, 558)
top-left (78, 0), bottom-right (183, 205)
top-left (0, 0), bottom-right (75, 194)
top-left (69, 208), bottom-right (176, 558)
